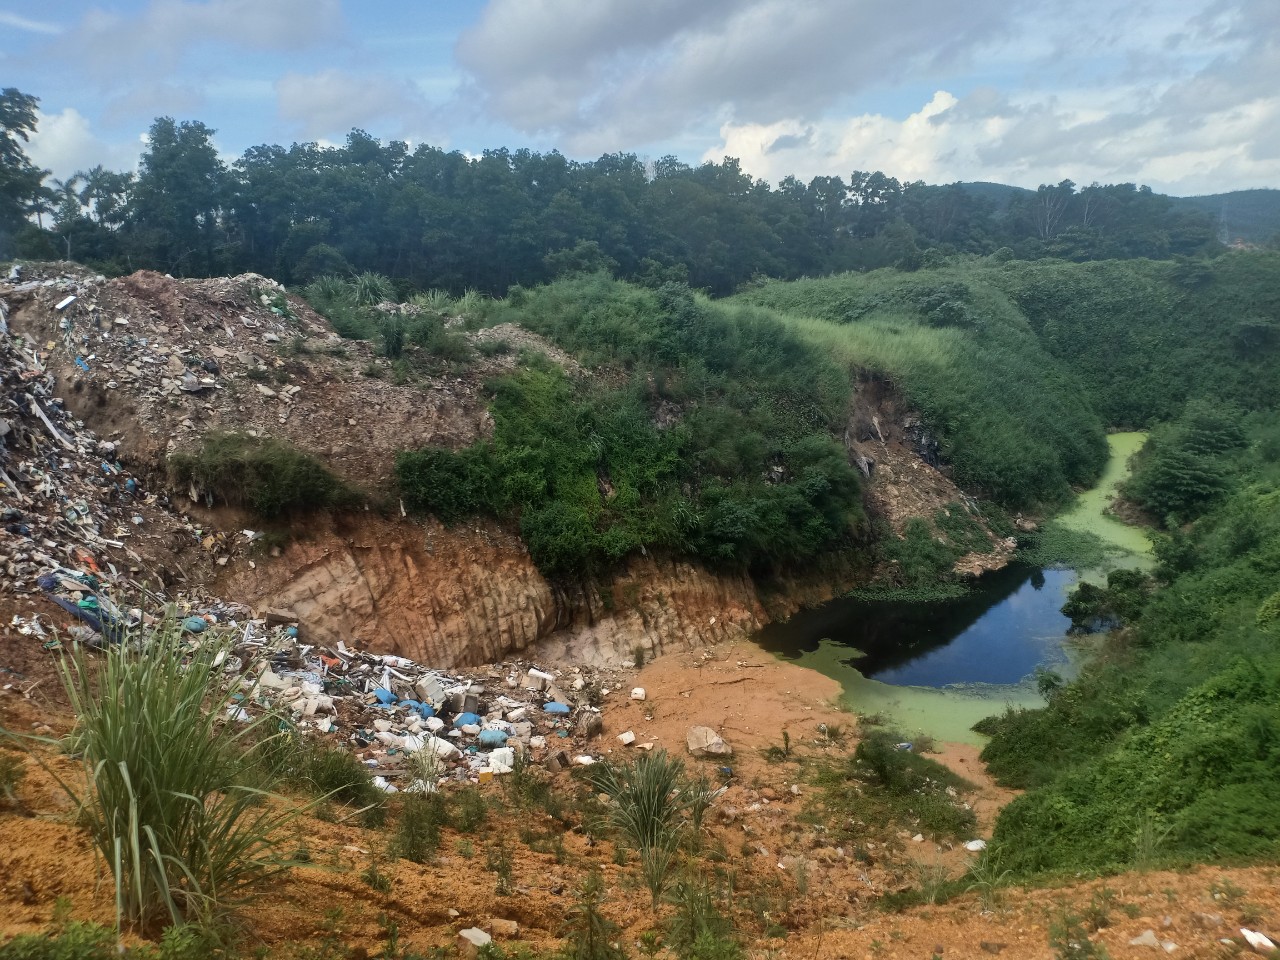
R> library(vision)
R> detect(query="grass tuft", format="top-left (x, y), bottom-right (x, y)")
top-left (50, 623), bottom-right (303, 932)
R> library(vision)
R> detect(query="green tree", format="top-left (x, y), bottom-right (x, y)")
top-left (0, 87), bottom-right (48, 256)
top-left (128, 117), bottom-right (229, 274)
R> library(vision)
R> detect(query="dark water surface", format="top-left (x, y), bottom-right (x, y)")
top-left (756, 565), bottom-right (1077, 688)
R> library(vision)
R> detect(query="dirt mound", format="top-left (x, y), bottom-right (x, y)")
top-left (2, 267), bottom-right (581, 491)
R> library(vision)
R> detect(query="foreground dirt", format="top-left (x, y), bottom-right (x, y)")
top-left (2, 640), bottom-right (1276, 959)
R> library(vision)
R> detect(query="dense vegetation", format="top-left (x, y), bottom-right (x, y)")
top-left (396, 276), bottom-right (864, 576)
top-left (2, 88), bottom-right (1239, 296)
top-left (735, 269), bottom-right (1109, 507)
top-left (987, 253), bottom-right (1280, 425)
top-left (978, 415), bottom-right (1280, 874)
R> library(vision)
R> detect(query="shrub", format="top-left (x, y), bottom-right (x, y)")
top-left (0, 750), bottom-right (24, 807)
top-left (52, 623), bottom-right (301, 931)
top-left (562, 872), bottom-right (626, 960)
top-left (167, 432), bottom-right (356, 519)
top-left (397, 276), bottom-right (864, 578)
top-left (393, 793), bottom-right (448, 863)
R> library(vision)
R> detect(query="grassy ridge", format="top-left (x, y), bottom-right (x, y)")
top-left (397, 276), bottom-right (864, 577)
top-left (735, 270), bottom-right (1109, 507)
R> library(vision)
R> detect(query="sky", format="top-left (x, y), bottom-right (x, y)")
top-left (3, 0), bottom-right (1279, 196)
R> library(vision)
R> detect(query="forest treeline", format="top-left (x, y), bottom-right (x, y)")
top-left (0, 91), bottom-right (1228, 295)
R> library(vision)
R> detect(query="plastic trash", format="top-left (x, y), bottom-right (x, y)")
top-left (489, 746), bottom-right (515, 773)
top-left (453, 711), bottom-right (482, 727)
top-left (373, 687), bottom-right (397, 705)
top-left (543, 701), bottom-right (571, 715)
top-left (478, 729), bottom-right (509, 748)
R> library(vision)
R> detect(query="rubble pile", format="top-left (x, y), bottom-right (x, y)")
top-left (1, 262), bottom-right (638, 782)
top-left (1, 263), bottom-right (491, 487)
top-left (0, 274), bottom-right (216, 604)
top-left (22, 565), bottom-right (637, 787)
top-left (221, 623), bottom-right (641, 788)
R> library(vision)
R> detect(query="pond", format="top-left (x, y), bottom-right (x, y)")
top-left (755, 433), bottom-right (1150, 744)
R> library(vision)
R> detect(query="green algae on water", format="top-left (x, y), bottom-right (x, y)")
top-left (784, 638), bottom-right (1046, 745)
top-left (1054, 431), bottom-right (1152, 563)
top-left (755, 433), bottom-right (1156, 745)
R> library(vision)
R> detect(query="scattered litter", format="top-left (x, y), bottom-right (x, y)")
top-left (1242, 929), bottom-right (1276, 953)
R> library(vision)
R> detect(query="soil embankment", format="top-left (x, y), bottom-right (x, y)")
top-left (4, 266), bottom-right (1011, 669)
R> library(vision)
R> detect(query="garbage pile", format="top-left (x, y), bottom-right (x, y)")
top-left (0, 275), bottom-right (213, 604)
top-left (3, 262), bottom-right (628, 785)
top-left (25, 568), bottom-right (630, 789)
top-left (1, 263), bottom-right (488, 487)
top-left (222, 624), bottom-right (630, 789)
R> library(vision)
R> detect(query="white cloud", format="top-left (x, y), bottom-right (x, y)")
top-left (56, 0), bottom-right (343, 85)
top-left (457, 0), bottom-right (1280, 192)
top-left (0, 10), bottom-right (62, 34)
top-left (456, 0), bottom-right (1018, 152)
top-left (26, 108), bottom-right (144, 182)
top-left (709, 81), bottom-right (1280, 195)
top-left (276, 69), bottom-right (434, 140)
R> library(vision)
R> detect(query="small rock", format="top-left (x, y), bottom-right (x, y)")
top-left (617, 730), bottom-right (636, 746)
top-left (490, 919), bottom-right (519, 939)
top-left (686, 725), bottom-right (732, 757)
top-left (979, 944), bottom-right (1005, 955)
top-left (458, 928), bottom-right (492, 959)
top-left (1242, 928), bottom-right (1276, 953)
top-left (630, 687), bottom-right (646, 701)
top-left (1130, 930), bottom-right (1162, 949)
top-left (912, 833), bottom-right (925, 843)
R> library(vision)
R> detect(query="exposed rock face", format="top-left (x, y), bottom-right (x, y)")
top-left (225, 516), bottom-right (769, 668)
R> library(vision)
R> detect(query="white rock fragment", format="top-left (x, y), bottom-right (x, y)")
top-left (458, 928), bottom-right (492, 959)
top-left (686, 725), bottom-right (732, 757)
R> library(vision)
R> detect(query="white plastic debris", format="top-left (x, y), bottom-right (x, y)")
top-left (489, 746), bottom-right (515, 773)
top-left (1242, 929), bottom-right (1276, 953)
top-left (617, 730), bottom-right (636, 745)
top-left (965, 839), bottom-right (988, 852)
top-left (630, 687), bottom-right (646, 701)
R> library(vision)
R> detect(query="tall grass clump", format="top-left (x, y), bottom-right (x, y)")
top-left (588, 750), bottom-right (689, 905)
top-left (52, 624), bottom-right (301, 932)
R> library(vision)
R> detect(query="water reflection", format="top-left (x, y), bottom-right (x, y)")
top-left (757, 565), bottom-right (1077, 688)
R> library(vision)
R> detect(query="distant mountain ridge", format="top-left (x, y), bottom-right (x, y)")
top-left (955, 181), bottom-right (1280, 245)
top-left (1171, 189), bottom-right (1280, 245)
